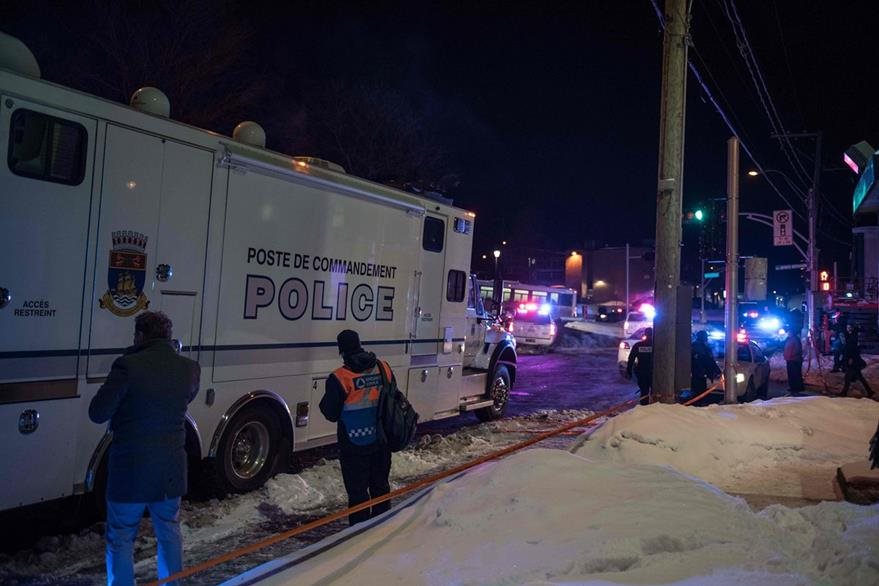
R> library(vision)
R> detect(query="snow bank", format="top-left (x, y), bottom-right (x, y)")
top-left (573, 396), bottom-right (879, 499)
top-left (242, 449), bottom-right (879, 586)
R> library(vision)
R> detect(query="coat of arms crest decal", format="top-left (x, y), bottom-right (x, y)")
top-left (99, 230), bottom-right (150, 317)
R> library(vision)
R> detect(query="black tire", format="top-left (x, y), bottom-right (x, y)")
top-left (476, 365), bottom-right (511, 422)
top-left (740, 378), bottom-right (757, 403)
top-left (215, 404), bottom-right (282, 494)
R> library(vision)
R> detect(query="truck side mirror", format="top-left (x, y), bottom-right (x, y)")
top-left (491, 277), bottom-right (503, 316)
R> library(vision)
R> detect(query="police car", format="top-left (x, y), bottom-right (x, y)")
top-left (509, 302), bottom-right (557, 348)
top-left (617, 327), bottom-right (648, 377)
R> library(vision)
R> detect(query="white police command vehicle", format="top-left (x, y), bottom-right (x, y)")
top-left (0, 33), bottom-right (516, 512)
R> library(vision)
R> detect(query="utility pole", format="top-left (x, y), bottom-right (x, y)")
top-left (770, 131), bottom-right (822, 342)
top-left (653, 0), bottom-right (690, 404)
top-left (724, 137), bottom-right (740, 404)
top-left (625, 243), bottom-right (630, 313)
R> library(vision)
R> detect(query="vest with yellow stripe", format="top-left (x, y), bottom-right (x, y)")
top-left (332, 360), bottom-right (391, 446)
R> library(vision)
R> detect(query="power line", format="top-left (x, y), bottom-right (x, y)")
top-left (770, 0), bottom-right (806, 128)
top-left (648, 0), bottom-right (806, 222)
top-left (723, 0), bottom-right (814, 189)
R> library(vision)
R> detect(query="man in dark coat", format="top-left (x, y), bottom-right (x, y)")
top-left (89, 311), bottom-right (200, 586)
top-left (840, 324), bottom-right (874, 398)
top-left (783, 330), bottom-right (804, 396)
top-left (691, 330), bottom-right (722, 395)
top-left (626, 327), bottom-right (654, 404)
top-left (320, 329), bottom-right (395, 525)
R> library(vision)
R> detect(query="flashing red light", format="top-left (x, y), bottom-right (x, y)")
top-left (747, 311), bottom-right (758, 318)
top-left (736, 330), bottom-right (748, 343)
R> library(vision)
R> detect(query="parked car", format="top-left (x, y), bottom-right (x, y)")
top-left (620, 327), bottom-right (769, 402)
top-left (712, 338), bottom-right (771, 401)
top-left (617, 327), bottom-right (648, 377)
top-left (510, 302), bottom-right (557, 348)
top-left (597, 304), bottom-right (626, 322)
top-left (623, 311), bottom-right (652, 337)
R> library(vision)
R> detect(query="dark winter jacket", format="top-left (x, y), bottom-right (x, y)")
top-left (626, 339), bottom-right (654, 380)
top-left (89, 338), bottom-right (200, 502)
top-left (691, 341), bottom-right (721, 381)
top-left (843, 334), bottom-right (867, 370)
top-left (783, 335), bottom-right (803, 362)
top-left (320, 350), bottom-right (395, 455)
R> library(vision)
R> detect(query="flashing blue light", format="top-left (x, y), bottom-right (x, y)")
top-left (845, 292), bottom-right (854, 298)
top-left (538, 303), bottom-right (552, 316)
top-left (708, 330), bottom-right (725, 340)
top-left (758, 317), bottom-right (781, 332)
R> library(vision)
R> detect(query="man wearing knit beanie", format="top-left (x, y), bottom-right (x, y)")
top-left (320, 329), bottom-right (396, 525)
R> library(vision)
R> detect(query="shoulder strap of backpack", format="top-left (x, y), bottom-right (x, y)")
top-left (377, 360), bottom-right (391, 386)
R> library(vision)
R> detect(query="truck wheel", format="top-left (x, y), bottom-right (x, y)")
top-left (216, 404), bottom-right (281, 493)
top-left (476, 365), bottom-right (510, 422)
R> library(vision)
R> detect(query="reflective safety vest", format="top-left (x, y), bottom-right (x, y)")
top-left (332, 361), bottom-right (392, 446)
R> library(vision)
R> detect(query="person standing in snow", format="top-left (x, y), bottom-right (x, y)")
top-left (783, 330), bottom-right (804, 396)
top-left (88, 311), bottom-right (200, 586)
top-left (320, 329), bottom-right (395, 525)
top-left (691, 330), bottom-right (722, 396)
top-left (626, 327), bottom-right (654, 404)
top-left (840, 324), bottom-right (874, 398)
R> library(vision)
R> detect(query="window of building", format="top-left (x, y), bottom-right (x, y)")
top-left (447, 270), bottom-right (466, 302)
top-left (422, 217), bottom-right (445, 252)
top-left (8, 109), bottom-right (87, 185)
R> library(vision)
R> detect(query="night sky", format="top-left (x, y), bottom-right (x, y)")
top-left (6, 0), bottom-right (877, 293)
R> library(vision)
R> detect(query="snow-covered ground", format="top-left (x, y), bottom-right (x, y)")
top-left (564, 319), bottom-right (624, 340)
top-left (0, 409), bottom-right (596, 585)
top-left (231, 397), bottom-right (879, 586)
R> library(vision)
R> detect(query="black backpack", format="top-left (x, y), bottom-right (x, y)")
top-left (377, 362), bottom-right (419, 452)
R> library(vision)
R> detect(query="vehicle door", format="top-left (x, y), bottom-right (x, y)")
top-left (0, 100), bottom-right (96, 509)
top-left (463, 276), bottom-right (486, 365)
top-left (736, 343), bottom-right (754, 394)
top-left (750, 342), bottom-right (769, 387)
top-left (411, 214), bottom-right (445, 356)
top-left (87, 125), bottom-right (211, 377)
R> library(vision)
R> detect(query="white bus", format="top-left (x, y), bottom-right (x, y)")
top-left (478, 280), bottom-right (578, 319)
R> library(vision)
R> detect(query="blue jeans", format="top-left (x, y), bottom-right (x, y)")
top-left (106, 497), bottom-right (182, 586)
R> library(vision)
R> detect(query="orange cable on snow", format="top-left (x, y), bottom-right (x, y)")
top-left (146, 397), bottom-right (640, 586)
top-left (681, 381), bottom-right (722, 406)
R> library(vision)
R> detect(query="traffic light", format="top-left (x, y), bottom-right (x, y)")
top-left (683, 208), bottom-right (705, 223)
top-left (819, 270), bottom-right (831, 292)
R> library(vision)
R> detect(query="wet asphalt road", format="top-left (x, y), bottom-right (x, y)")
top-left (420, 344), bottom-right (638, 436)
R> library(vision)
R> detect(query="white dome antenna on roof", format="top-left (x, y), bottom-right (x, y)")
top-left (130, 87), bottom-right (170, 117)
top-left (0, 32), bottom-right (41, 78)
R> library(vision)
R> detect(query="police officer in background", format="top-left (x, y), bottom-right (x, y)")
top-left (320, 329), bottom-right (395, 525)
top-left (626, 327), bottom-right (654, 404)
top-left (691, 330), bottom-right (722, 396)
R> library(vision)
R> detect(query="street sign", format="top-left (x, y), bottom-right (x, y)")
top-left (773, 209), bottom-right (793, 246)
top-left (775, 263), bottom-right (807, 271)
top-left (703, 272), bottom-right (720, 278)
